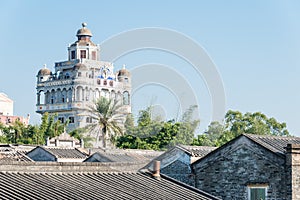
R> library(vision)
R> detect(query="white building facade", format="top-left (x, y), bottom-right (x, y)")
top-left (36, 23), bottom-right (131, 133)
top-left (0, 93), bottom-right (13, 116)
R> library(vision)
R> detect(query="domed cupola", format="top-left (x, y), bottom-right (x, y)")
top-left (38, 68), bottom-right (51, 76)
top-left (117, 65), bottom-right (131, 83)
top-left (76, 23), bottom-right (93, 40)
top-left (37, 65), bottom-right (52, 82)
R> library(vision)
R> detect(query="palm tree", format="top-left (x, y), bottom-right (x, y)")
top-left (87, 97), bottom-right (126, 148)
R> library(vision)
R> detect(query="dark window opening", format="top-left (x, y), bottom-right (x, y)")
top-left (86, 117), bottom-right (92, 123)
top-left (58, 117), bottom-right (64, 123)
top-left (97, 79), bottom-right (101, 85)
top-left (109, 81), bottom-right (113, 86)
top-left (80, 50), bottom-right (86, 59)
top-left (71, 51), bottom-right (76, 59)
top-left (68, 117), bottom-right (75, 123)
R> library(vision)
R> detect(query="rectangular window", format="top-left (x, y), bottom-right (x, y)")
top-left (86, 117), bottom-right (92, 123)
top-left (92, 51), bottom-right (96, 60)
top-left (71, 51), bottom-right (76, 59)
top-left (80, 50), bottom-right (86, 59)
top-left (248, 185), bottom-right (267, 200)
top-left (68, 117), bottom-right (74, 123)
top-left (58, 117), bottom-right (64, 123)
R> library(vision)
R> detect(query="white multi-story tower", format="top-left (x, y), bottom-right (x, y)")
top-left (36, 23), bottom-right (131, 133)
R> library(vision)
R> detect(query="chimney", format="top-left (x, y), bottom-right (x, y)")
top-left (46, 137), bottom-right (50, 146)
top-left (286, 143), bottom-right (300, 199)
top-left (80, 139), bottom-right (84, 148)
top-left (152, 160), bottom-right (161, 180)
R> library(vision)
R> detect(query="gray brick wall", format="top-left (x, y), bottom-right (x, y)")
top-left (193, 136), bottom-right (288, 200)
top-left (286, 144), bottom-right (300, 200)
top-left (161, 160), bottom-right (195, 186)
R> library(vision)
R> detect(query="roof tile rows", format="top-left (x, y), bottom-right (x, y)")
top-left (244, 134), bottom-right (300, 155)
top-left (39, 147), bottom-right (88, 159)
top-left (0, 151), bottom-right (33, 162)
top-left (180, 145), bottom-right (217, 157)
top-left (0, 171), bottom-right (219, 199)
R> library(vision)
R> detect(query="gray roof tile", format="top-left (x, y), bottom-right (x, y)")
top-left (179, 145), bottom-right (217, 157)
top-left (244, 134), bottom-right (300, 155)
top-left (0, 171), bottom-right (220, 199)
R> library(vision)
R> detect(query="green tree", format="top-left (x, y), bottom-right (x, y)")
top-left (192, 110), bottom-right (290, 147)
top-left (87, 97), bottom-right (126, 148)
top-left (192, 121), bottom-right (224, 146)
top-left (117, 105), bottom-right (199, 150)
top-left (172, 105), bottom-right (200, 145)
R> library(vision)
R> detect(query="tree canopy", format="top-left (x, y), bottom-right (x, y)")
top-left (0, 112), bottom-right (65, 145)
top-left (192, 110), bottom-right (290, 147)
top-left (116, 105), bottom-right (200, 150)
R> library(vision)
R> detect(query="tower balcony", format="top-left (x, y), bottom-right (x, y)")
top-left (36, 101), bottom-right (93, 114)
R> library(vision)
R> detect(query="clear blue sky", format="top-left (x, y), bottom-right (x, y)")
top-left (1, 1), bottom-right (300, 135)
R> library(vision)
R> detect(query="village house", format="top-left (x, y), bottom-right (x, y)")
top-left (26, 146), bottom-right (88, 162)
top-left (145, 145), bottom-right (216, 186)
top-left (192, 134), bottom-right (300, 200)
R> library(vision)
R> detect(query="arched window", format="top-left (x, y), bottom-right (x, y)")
top-left (123, 91), bottom-right (130, 105)
top-left (65, 72), bottom-right (70, 79)
top-left (51, 96), bottom-right (54, 104)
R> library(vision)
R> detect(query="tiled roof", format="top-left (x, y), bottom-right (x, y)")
top-left (85, 149), bottom-right (163, 163)
top-left (85, 152), bottom-right (144, 162)
top-left (0, 171), bottom-right (219, 199)
top-left (43, 147), bottom-right (88, 159)
top-left (49, 132), bottom-right (80, 143)
top-left (28, 146), bottom-right (88, 159)
top-left (0, 144), bottom-right (36, 154)
top-left (0, 151), bottom-right (33, 162)
top-left (179, 145), bottom-right (217, 157)
top-left (244, 134), bottom-right (300, 155)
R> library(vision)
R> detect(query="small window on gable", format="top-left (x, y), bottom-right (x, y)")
top-left (71, 51), bottom-right (76, 59)
top-left (248, 185), bottom-right (267, 200)
top-left (80, 50), bottom-right (86, 59)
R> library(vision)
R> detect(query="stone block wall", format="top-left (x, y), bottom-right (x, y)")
top-left (161, 160), bottom-right (195, 186)
top-left (286, 143), bottom-right (300, 200)
top-left (193, 136), bottom-right (287, 199)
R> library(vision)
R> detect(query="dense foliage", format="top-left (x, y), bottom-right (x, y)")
top-left (116, 105), bottom-right (200, 150)
top-left (0, 112), bottom-right (65, 145)
top-left (192, 110), bottom-right (290, 147)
